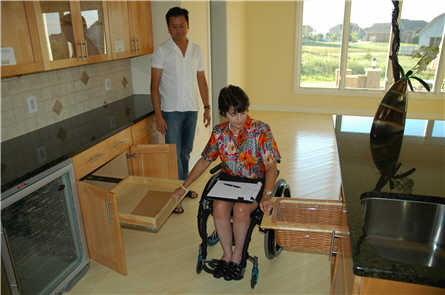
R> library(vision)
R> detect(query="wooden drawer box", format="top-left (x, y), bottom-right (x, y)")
top-left (261, 198), bottom-right (348, 254)
top-left (72, 128), bottom-right (132, 180)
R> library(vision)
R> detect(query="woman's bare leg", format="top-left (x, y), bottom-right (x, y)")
top-left (213, 200), bottom-right (234, 262)
top-left (231, 202), bottom-right (257, 264)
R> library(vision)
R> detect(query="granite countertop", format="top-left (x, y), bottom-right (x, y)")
top-left (1, 95), bottom-right (154, 193)
top-left (335, 116), bottom-right (445, 288)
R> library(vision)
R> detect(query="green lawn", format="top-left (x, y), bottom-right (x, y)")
top-left (300, 41), bottom-right (436, 86)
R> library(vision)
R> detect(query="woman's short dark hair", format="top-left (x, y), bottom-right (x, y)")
top-left (166, 7), bottom-right (189, 25)
top-left (218, 85), bottom-right (250, 116)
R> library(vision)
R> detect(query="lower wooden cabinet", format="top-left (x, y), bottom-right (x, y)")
top-left (130, 116), bottom-right (156, 145)
top-left (73, 123), bottom-right (183, 275)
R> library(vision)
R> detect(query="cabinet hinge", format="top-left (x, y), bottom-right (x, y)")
top-left (126, 153), bottom-right (136, 159)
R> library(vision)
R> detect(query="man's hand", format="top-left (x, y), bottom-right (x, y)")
top-left (155, 115), bottom-right (167, 135)
top-left (203, 109), bottom-right (211, 128)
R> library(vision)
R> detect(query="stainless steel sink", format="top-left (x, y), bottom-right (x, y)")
top-left (361, 192), bottom-right (445, 268)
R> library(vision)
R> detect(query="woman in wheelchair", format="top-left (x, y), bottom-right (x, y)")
top-left (171, 85), bottom-right (280, 281)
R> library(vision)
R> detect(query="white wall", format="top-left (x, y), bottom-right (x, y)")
top-left (131, 1), bottom-right (180, 94)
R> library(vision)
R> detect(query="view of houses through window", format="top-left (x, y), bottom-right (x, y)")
top-left (298, 0), bottom-right (445, 93)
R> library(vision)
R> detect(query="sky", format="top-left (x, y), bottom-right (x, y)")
top-left (304, 0), bottom-right (445, 34)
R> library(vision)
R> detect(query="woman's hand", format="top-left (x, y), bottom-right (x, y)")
top-left (172, 186), bottom-right (187, 201)
top-left (260, 195), bottom-right (273, 216)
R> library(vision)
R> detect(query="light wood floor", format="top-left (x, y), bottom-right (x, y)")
top-left (68, 111), bottom-right (341, 295)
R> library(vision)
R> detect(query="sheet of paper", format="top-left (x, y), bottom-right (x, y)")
top-left (207, 180), bottom-right (262, 202)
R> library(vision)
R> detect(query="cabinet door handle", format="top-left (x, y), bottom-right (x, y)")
top-left (329, 230), bottom-right (342, 260)
top-left (105, 200), bottom-right (112, 224)
top-left (84, 40), bottom-right (89, 58)
top-left (113, 140), bottom-right (127, 149)
top-left (136, 38), bottom-right (140, 52)
top-left (131, 38), bottom-right (136, 52)
top-left (78, 42), bottom-right (84, 60)
top-left (88, 153), bottom-right (106, 163)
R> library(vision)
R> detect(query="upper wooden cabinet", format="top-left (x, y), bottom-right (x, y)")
top-left (1, 1), bottom-right (153, 78)
top-left (1, 1), bottom-right (44, 78)
top-left (128, 1), bottom-right (153, 56)
top-left (107, 0), bottom-right (153, 59)
top-left (33, 1), bottom-right (111, 70)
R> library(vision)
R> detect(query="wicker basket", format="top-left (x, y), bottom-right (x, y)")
top-left (271, 199), bottom-right (347, 254)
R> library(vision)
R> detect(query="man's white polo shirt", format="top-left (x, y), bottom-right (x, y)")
top-left (152, 38), bottom-right (205, 112)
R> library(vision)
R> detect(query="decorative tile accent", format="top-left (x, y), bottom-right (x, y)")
top-left (122, 77), bottom-right (128, 88)
top-left (52, 100), bottom-right (63, 116)
top-left (81, 71), bottom-right (89, 85)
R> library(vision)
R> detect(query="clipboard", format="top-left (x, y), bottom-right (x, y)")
top-left (206, 174), bottom-right (264, 203)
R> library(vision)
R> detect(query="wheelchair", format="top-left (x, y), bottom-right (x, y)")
top-left (196, 163), bottom-right (291, 289)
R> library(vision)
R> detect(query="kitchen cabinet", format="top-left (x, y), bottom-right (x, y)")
top-left (1, 1), bottom-right (44, 78)
top-left (33, 0), bottom-right (111, 71)
top-left (127, 1), bottom-right (154, 55)
top-left (130, 116), bottom-right (156, 145)
top-left (107, 0), bottom-right (153, 59)
top-left (72, 120), bottom-right (183, 275)
top-left (1, 1), bottom-right (153, 77)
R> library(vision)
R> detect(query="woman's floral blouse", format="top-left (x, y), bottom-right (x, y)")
top-left (202, 116), bottom-right (281, 179)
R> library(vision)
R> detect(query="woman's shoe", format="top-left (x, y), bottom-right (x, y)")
top-left (212, 260), bottom-right (229, 279)
top-left (224, 262), bottom-right (244, 281)
top-left (186, 190), bottom-right (198, 199)
top-left (173, 204), bottom-right (184, 214)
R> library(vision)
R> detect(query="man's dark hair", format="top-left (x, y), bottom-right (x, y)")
top-left (166, 7), bottom-right (189, 25)
top-left (218, 85), bottom-right (250, 116)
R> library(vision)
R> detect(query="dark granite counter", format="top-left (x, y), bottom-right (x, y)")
top-left (1, 95), bottom-right (153, 193)
top-left (335, 116), bottom-right (445, 288)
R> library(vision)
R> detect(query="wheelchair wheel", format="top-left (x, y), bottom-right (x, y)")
top-left (207, 230), bottom-right (219, 246)
top-left (250, 264), bottom-right (259, 289)
top-left (196, 257), bottom-right (204, 274)
top-left (264, 229), bottom-right (282, 259)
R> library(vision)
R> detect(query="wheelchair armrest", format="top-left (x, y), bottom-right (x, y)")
top-left (209, 162), bottom-right (225, 174)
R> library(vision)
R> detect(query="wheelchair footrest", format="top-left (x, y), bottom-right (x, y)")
top-left (198, 258), bottom-right (254, 282)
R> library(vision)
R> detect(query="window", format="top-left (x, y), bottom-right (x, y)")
top-left (404, 119), bottom-right (427, 136)
top-left (336, 115), bottom-right (436, 138)
top-left (295, 0), bottom-right (445, 96)
top-left (432, 120), bottom-right (445, 137)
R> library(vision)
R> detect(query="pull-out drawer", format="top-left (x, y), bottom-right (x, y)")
top-left (261, 198), bottom-right (348, 254)
top-left (78, 176), bottom-right (184, 275)
top-left (112, 176), bottom-right (182, 231)
top-left (72, 128), bottom-right (132, 180)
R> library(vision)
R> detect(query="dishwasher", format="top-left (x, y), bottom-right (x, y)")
top-left (1, 159), bottom-right (89, 295)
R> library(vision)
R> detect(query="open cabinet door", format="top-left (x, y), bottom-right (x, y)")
top-left (128, 144), bottom-right (178, 179)
top-left (77, 181), bottom-right (127, 275)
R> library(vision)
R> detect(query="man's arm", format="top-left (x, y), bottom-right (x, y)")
top-left (197, 71), bottom-right (211, 128)
top-left (151, 67), bottom-right (167, 134)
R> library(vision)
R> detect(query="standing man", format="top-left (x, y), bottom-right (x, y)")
top-left (151, 7), bottom-right (211, 214)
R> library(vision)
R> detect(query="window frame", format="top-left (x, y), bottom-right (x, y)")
top-left (294, 0), bottom-right (445, 99)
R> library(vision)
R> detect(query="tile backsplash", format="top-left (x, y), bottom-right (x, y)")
top-left (1, 59), bottom-right (132, 142)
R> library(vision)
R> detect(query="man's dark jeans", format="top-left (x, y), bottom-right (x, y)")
top-left (162, 111), bottom-right (198, 180)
